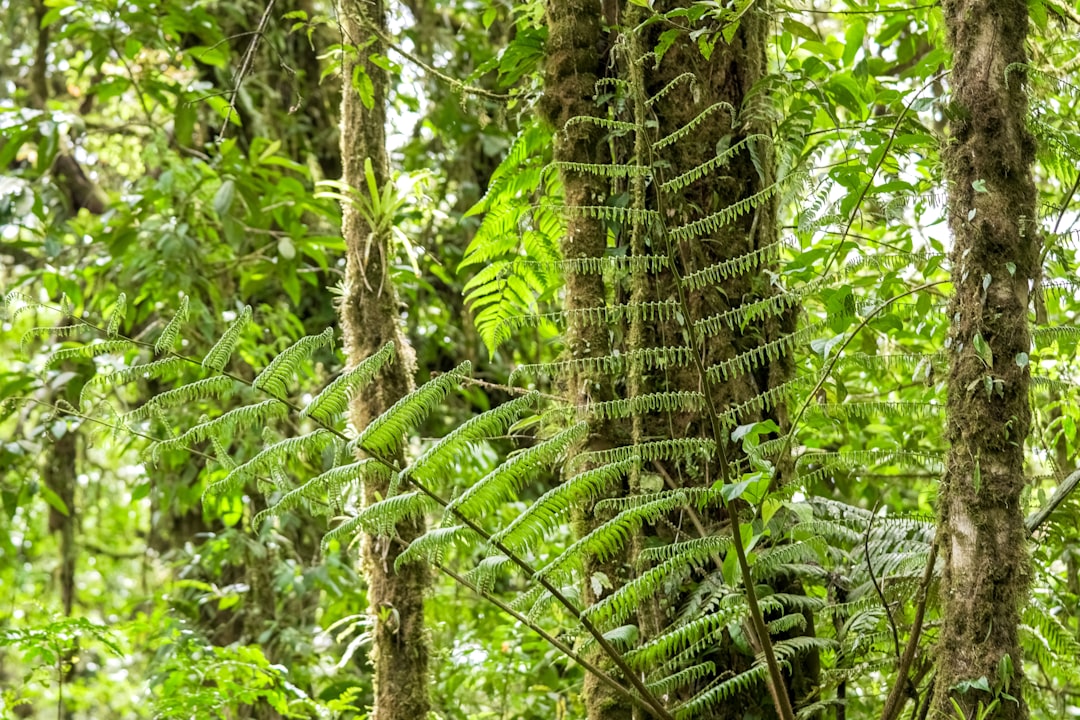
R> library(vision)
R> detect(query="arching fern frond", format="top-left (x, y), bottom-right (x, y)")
top-left (491, 458), bottom-right (637, 553)
top-left (586, 536), bottom-right (727, 628)
top-left (107, 293), bottom-right (126, 338)
top-left (44, 339), bottom-right (137, 369)
top-left (661, 134), bottom-right (772, 194)
top-left (570, 438), bottom-right (715, 470)
top-left (204, 429), bottom-right (339, 498)
top-left (154, 296), bottom-right (189, 355)
top-left (122, 376), bottom-right (237, 424)
top-left (253, 327), bottom-right (335, 398)
top-left (408, 392), bottom-right (539, 484)
top-left (147, 399), bottom-right (289, 461)
top-left (583, 391), bottom-right (706, 420)
top-left (395, 525), bottom-right (474, 569)
top-left (301, 341), bottom-right (395, 424)
top-left (79, 356), bottom-right (187, 408)
top-left (680, 239), bottom-right (791, 291)
top-left (510, 345), bottom-right (695, 384)
top-left (202, 305), bottom-right (252, 371)
top-left (653, 102), bottom-right (735, 150)
top-left (353, 361), bottom-right (471, 456)
top-left (447, 422), bottom-right (588, 518)
top-left (253, 459), bottom-right (392, 528)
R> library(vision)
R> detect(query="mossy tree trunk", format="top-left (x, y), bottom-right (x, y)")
top-left (540, 2), bottom-right (633, 718)
top-left (338, 1), bottom-right (430, 718)
top-left (635, 5), bottom-right (809, 716)
top-left (933, 1), bottom-right (1038, 718)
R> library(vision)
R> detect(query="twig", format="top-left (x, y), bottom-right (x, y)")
top-left (221, 0), bottom-right (277, 138)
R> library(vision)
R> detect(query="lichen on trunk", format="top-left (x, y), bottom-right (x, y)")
top-left (933, 1), bottom-right (1039, 718)
top-left (338, 0), bottom-right (430, 718)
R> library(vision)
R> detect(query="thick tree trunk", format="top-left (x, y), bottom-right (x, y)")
top-left (933, 2), bottom-right (1038, 718)
top-left (338, 1), bottom-right (430, 718)
top-left (540, 2), bottom-right (633, 718)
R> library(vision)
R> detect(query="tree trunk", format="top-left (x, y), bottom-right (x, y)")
top-left (933, 1), bottom-right (1038, 718)
top-left (338, 1), bottom-right (430, 718)
top-left (540, 1), bottom-right (633, 717)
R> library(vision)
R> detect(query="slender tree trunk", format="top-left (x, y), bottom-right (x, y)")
top-left (933, 2), bottom-right (1038, 718)
top-left (338, 1), bottom-right (430, 718)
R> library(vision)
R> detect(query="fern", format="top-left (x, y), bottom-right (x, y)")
top-left (352, 361), bottom-right (470, 456)
top-left (203, 429), bottom-right (339, 498)
top-left (44, 339), bottom-right (137, 369)
top-left (154, 296), bottom-right (189, 355)
top-left (147, 399), bottom-right (289, 460)
top-left (253, 327), bottom-right (335, 397)
top-left (123, 376), bottom-right (237, 424)
top-left (491, 458), bottom-right (638, 553)
top-left (301, 341), bottom-right (395, 424)
top-left (446, 422), bottom-right (588, 518)
top-left (202, 305), bottom-right (252, 371)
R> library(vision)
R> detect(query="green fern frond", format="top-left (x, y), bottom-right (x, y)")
top-left (540, 493), bottom-right (696, 581)
top-left (499, 300), bottom-right (682, 333)
top-left (353, 361), bottom-right (470, 456)
top-left (563, 115), bottom-right (640, 133)
top-left (395, 525), bottom-right (474, 569)
top-left (839, 352), bottom-right (946, 372)
top-left (355, 488), bottom-right (437, 536)
top-left (750, 537), bottom-right (827, 581)
top-left (409, 392), bottom-right (538, 484)
top-left (653, 102), bottom-right (736, 150)
top-left (770, 636), bottom-right (836, 668)
top-left (79, 356), bottom-right (187, 408)
top-left (255, 459), bottom-right (392, 528)
top-left (584, 391), bottom-right (705, 420)
top-left (767, 613), bottom-right (808, 635)
top-left (553, 161), bottom-right (649, 179)
top-left (122, 376), bottom-right (237, 424)
top-left (503, 254), bottom-right (669, 276)
top-left (204, 429), bottom-right (339, 498)
top-left (705, 325), bottom-right (821, 383)
top-left (570, 438), bottom-right (715, 470)
top-left (668, 176), bottom-right (790, 242)
top-left (253, 327), bottom-right (335, 398)
top-left (680, 239), bottom-right (790, 291)
top-left (586, 536), bottom-right (727, 628)
top-left (661, 134), bottom-right (772, 194)
top-left (1034, 325), bottom-right (1080, 345)
top-left (644, 662), bottom-right (716, 697)
top-left (639, 536), bottom-right (732, 564)
top-left (647, 71), bottom-right (696, 107)
top-left (210, 433), bottom-right (238, 470)
top-left (551, 205), bottom-right (660, 225)
top-left (804, 401), bottom-right (943, 423)
top-left (463, 555), bottom-right (514, 594)
top-left (594, 487), bottom-right (722, 513)
top-left (301, 341), bottom-right (395, 424)
top-left (20, 323), bottom-right (81, 356)
top-left (491, 458), bottom-right (637, 553)
top-left (154, 296), bottom-right (189, 355)
top-left (147, 399), bottom-right (289, 460)
top-left (795, 450), bottom-right (944, 486)
top-left (322, 515), bottom-right (365, 551)
top-left (44, 339), bottom-right (136, 369)
top-left (107, 293), bottom-right (126, 338)
top-left (448, 423), bottom-right (588, 518)
top-left (202, 305), bottom-right (252, 371)
top-left (844, 251), bottom-right (946, 273)
top-left (626, 609), bottom-right (742, 670)
top-left (510, 345), bottom-right (694, 384)
top-left (694, 283), bottom-right (813, 336)
top-left (669, 660), bottom-right (773, 716)
top-left (718, 376), bottom-right (811, 428)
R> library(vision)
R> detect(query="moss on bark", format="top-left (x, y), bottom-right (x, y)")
top-left (932, 2), bottom-right (1038, 719)
top-left (339, 1), bottom-right (430, 718)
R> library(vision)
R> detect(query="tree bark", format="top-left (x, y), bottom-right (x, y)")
top-left (540, 1), bottom-right (633, 717)
top-left (338, 1), bottom-right (430, 718)
top-left (933, 1), bottom-right (1038, 718)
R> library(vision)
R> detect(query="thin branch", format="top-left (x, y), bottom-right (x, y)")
top-left (221, 0), bottom-right (277, 138)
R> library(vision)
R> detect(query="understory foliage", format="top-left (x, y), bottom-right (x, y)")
top-left (5, 0), bottom-right (1080, 719)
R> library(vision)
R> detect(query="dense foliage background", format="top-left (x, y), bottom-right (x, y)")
top-left (2, 0), bottom-right (1079, 718)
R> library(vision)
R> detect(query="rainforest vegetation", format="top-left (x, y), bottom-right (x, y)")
top-left (3, 0), bottom-right (1080, 719)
